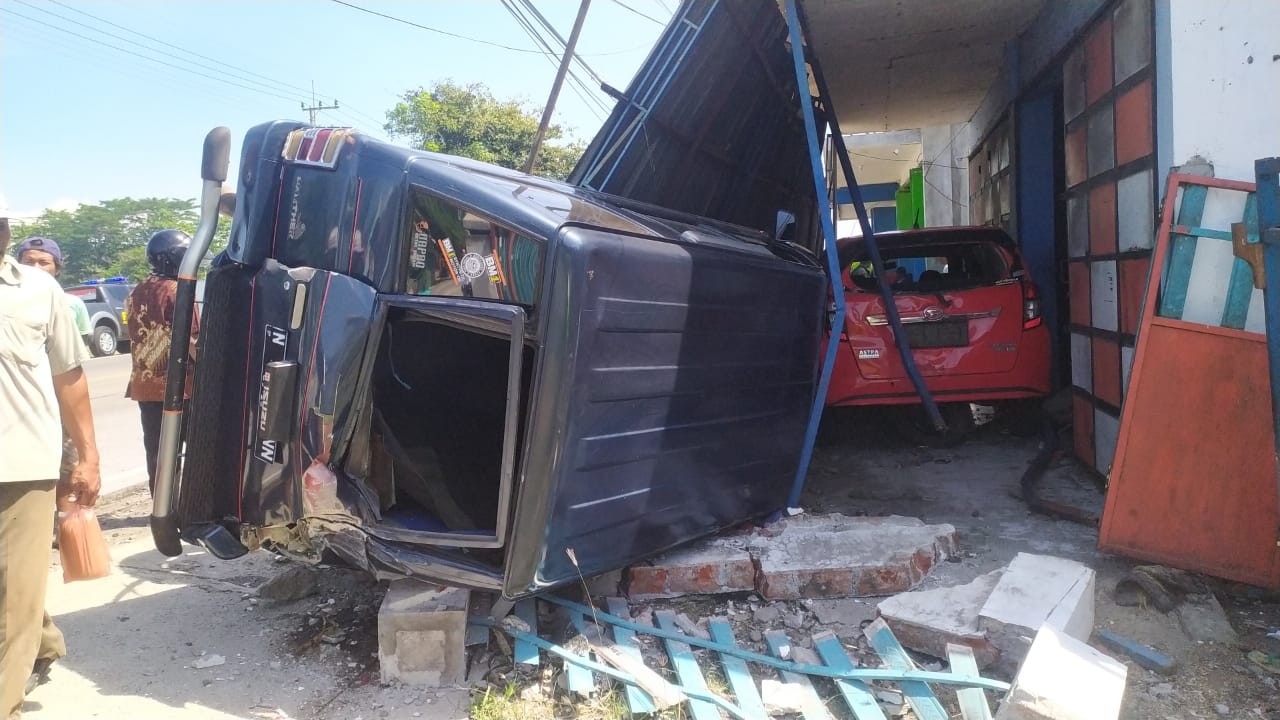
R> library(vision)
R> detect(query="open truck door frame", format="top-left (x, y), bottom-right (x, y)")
top-left (152, 120), bottom-right (827, 598)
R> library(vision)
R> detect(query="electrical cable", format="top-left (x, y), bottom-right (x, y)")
top-left (42, 0), bottom-right (314, 97)
top-left (329, 0), bottom-right (543, 53)
top-left (610, 0), bottom-right (665, 26)
top-left (0, 6), bottom-right (303, 104)
top-left (504, 0), bottom-right (609, 111)
top-left (518, 0), bottom-right (605, 87)
top-left (499, 0), bottom-right (610, 121)
top-left (16, 0), bottom-right (387, 131)
top-left (13, 0), bottom-right (322, 108)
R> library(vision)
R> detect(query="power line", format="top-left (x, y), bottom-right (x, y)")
top-left (499, 0), bottom-right (610, 120)
top-left (610, 0), bottom-right (665, 26)
top-left (519, 0), bottom-right (604, 86)
top-left (41, 0), bottom-right (313, 98)
top-left (513, 0), bottom-right (613, 117)
top-left (328, 0), bottom-right (543, 53)
top-left (8, 1), bottom-right (387, 131)
top-left (2, 14), bottom-right (272, 111)
top-left (0, 7), bottom-right (302, 104)
top-left (12, 0), bottom-right (312, 105)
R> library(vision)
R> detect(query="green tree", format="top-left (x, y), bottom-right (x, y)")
top-left (384, 80), bottom-right (584, 180)
top-left (10, 197), bottom-right (230, 284)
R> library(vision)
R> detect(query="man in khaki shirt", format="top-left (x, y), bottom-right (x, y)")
top-left (0, 221), bottom-right (101, 720)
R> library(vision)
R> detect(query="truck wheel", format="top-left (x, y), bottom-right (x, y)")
top-left (91, 326), bottom-right (118, 357)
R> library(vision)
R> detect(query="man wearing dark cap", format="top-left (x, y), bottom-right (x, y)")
top-left (15, 237), bottom-right (92, 351)
top-left (0, 223), bottom-right (101, 719)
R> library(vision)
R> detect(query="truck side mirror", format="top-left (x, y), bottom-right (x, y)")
top-left (775, 210), bottom-right (796, 242)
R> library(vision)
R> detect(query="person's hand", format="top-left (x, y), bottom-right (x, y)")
top-left (66, 459), bottom-right (102, 507)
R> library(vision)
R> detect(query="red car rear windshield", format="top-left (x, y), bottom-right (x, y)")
top-left (847, 239), bottom-right (1010, 293)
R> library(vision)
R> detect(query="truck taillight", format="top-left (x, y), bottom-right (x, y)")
top-left (1023, 281), bottom-right (1043, 330)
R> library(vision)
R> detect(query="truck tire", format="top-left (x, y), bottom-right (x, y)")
top-left (91, 325), bottom-right (118, 357)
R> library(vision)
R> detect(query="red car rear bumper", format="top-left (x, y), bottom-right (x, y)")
top-left (824, 323), bottom-right (1052, 407)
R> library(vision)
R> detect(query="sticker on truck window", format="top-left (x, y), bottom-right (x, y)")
top-left (255, 324), bottom-right (289, 465)
top-left (409, 233), bottom-right (430, 270)
top-left (437, 238), bottom-right (462, 283)
top-left (857, 349), bottom-right (881, 360)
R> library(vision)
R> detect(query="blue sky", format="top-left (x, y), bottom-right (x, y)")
top-left (0, 0), bottom-right (673, 219)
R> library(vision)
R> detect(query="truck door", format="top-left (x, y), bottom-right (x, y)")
top-left (241, 269), bottom-right (379, 527)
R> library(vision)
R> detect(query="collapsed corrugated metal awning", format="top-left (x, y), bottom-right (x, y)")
top-left (571, 0), bottom-right (822, 254)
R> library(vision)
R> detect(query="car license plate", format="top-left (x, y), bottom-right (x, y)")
top-left (904, 320), bottom-right (968, 348)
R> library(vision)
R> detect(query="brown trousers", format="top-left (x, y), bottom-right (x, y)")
top-left (0, 481), bottom-right (65, 720)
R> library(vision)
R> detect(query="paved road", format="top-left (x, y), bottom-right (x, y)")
top-left (83, 352), bottom-right (148, 495)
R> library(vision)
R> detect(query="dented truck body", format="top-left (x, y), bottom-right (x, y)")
top-left (171, 120), bottom-right (827, 598)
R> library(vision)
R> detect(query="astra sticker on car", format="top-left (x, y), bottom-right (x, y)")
top-left (857, 349), bottom-right (881, 359)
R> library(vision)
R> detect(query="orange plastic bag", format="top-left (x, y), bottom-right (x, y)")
top-left (57, 503), bottom-right (111, 582)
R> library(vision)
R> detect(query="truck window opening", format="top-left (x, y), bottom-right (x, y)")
top-left (367, 310), bottom-right (519, 536)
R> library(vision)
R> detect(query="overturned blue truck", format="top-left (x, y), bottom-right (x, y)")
top-left (151, 0), bottom-right (872, 598)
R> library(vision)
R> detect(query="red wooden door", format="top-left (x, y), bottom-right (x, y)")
top-left (1099, 174), bottom-right (1280, 588)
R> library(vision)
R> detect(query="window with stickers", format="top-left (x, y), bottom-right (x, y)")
top-left (404, 189), bottom-right (545, 306)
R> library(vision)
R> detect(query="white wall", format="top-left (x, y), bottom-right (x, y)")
top-left (1160, 0), bottom-right (1280, 182)
top-left (921, 124), bottom-right (971, 227)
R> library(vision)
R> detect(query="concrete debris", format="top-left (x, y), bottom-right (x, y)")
top-left (192, 654), bottom-right (226, 669)
top-left (752, 605), bottom-right (781, 624)
top-left (1215, 703), bottom-right (1230, 715)
top-left (625, 513), bottom-right (957, 601)
top-left (877, 570), bottom-right (1003, 667)
top-left (810, 597), bottom-right (877, 639)
top-left (783, 611), bottom-right (806, 630)
top-left (1148, 682), bottom-right (1174, 698)
top-left (760, 678), bottom-right (806, 714)
top-left (672, 612), bottom-right (710, 640)
top-left (790, 645), bottom-right (821, 666)
top-left (255, 565), bottom-right (319, 604)
top-left (979, 553), bottom-right (1095, 668)
top-left (994, 625), bottom-right (1127, 720)
top-left (378, 580), bottom-right (469, 687)
top-left (1176, 594), bottom-right (1240, 645)
top-left (753, 514), bottom-right (957, 600)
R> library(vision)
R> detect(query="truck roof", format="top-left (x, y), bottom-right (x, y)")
top-left (352, 131), bottom-right (775, 252)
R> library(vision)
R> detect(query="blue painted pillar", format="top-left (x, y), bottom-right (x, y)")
top-left (1255, 157), bottom-right (1280, 527)
top-left (1015, 84), bottom-right (1062, 380)
top-left (783, 0), bottom-right (844, 510)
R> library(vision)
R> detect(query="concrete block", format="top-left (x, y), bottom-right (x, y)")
top-left (753, 515), bottom-right (957, 600)
top-left (809, 598), bottom-right (878, 639)
top-left (876, 570), bottom-right (1003, 667)
top-left (994, 624), bottom-right (1127, 720)
top-left (1176, 594), bottom-right (1240, 646)
top-left (626, 538), bottom-right (755, 600)
top-left (979, 553), bottom-right (1095, 667)
top-left (378, 580), bottom-right (469, 687)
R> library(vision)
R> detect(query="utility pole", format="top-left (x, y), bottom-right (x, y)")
top-left (301, 81), bottom-right (339, 125)
top-left (523, 0), bottom-right (591, 174)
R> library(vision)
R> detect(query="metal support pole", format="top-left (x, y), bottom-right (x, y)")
top-left (783, 0), bottom-right (845, 509)
top-left (524, 0), bottom-right (592, 174)
top-left (793, 0), bottom-right (945, 433)
top-left (1254, 156), bottom-right (1280, 543)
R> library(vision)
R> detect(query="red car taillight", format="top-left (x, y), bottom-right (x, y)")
top-left (1023, 281), bottom-right (1043, 330)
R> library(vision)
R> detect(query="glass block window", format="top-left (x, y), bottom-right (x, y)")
top-left (1062, 0), bottom-right (1155, 476)
top-left (969, 118), bottom-right (1013, 233)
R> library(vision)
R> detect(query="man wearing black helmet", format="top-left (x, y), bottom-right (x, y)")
top-left (125, 230), bottom-right (199, 494)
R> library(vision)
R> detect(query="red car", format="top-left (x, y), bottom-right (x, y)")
top-left (825, 226), bottom-right (1051, 441)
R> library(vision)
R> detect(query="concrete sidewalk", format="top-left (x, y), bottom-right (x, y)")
top-left (21, 490), bottom-right (470, 720)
